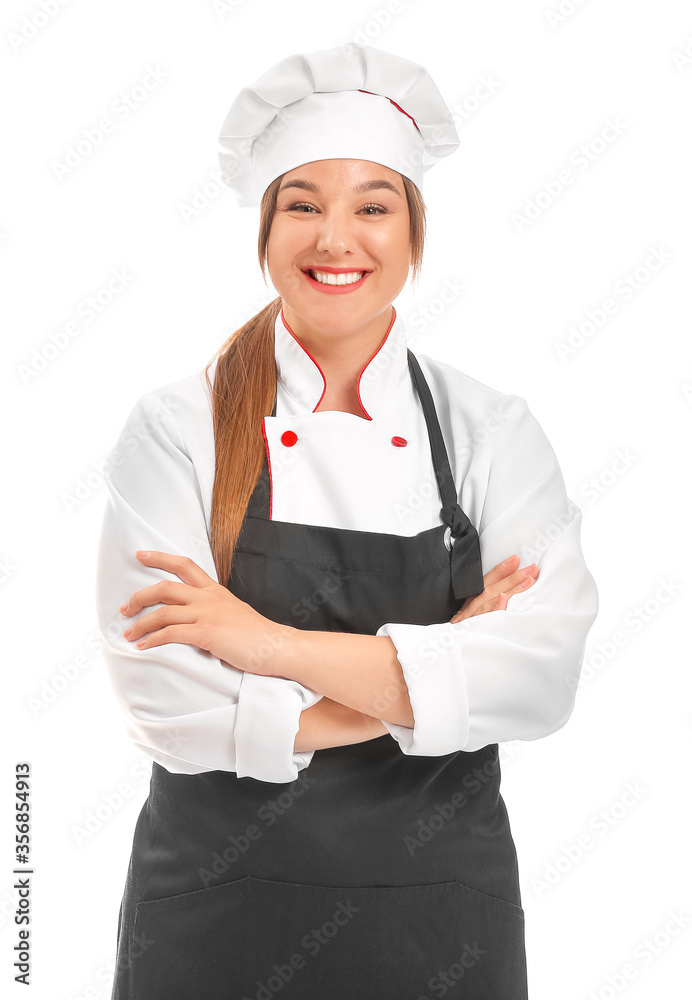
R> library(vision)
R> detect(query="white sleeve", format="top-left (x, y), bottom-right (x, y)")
top-left (375, 395), bottom-right (599, 755)
top-left (95, 388), bottom-right (323, 783)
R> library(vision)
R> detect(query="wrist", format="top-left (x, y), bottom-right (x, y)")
top-left (239, 620), bottom-right (302, 678)
top-left (270, 622), bottom-right (304, 680)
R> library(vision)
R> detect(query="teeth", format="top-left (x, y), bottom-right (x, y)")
top-left (309, 270), bottom-right (365, 285)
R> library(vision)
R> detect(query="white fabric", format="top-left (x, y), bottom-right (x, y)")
top-left (217, 42), bottom-right (459, 207)
top-left (95, 306), bottom-right (599, 783)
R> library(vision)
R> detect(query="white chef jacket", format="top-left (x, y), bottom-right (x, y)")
top-left (95, 306), bottom-right (599, 783)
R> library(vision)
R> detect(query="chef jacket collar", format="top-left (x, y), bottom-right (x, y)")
top-left (274, 305), bottom-right (409, 419)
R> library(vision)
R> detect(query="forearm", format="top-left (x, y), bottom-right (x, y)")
top-left (280, 629), bottom-right (415, 728)
top-left (293, 696), bottom-right (389, 752)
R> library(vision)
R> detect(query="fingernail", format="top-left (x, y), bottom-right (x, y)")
top-left (503, 554), bottom-right (517, 565)
top-left (119, 603), bottom-right (128, 613)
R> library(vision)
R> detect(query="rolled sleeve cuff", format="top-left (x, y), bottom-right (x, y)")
top-left (375, 622), bottom-right (470, 756)
top-left (233, 673), bottom-right (321, 782)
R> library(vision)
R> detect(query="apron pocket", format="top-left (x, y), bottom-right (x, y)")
top-left (128, 874), bottom-right (527, 1000)
top-left (241, 875), bottom-right (527, 1000)
top-left (129, 875), bottom-right (250, 1000)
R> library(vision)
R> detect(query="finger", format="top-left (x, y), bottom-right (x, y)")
top-left (123, 604), bottom-right (194, 643)
top-left (134, 551), bottom-right (214, 589)
top-left (494, 574), bottom-right (538, 609)
top-left (129, 622), bottom-right (204, 651)
top-left (123, 606), bottom-right (185, 642)
top-left (496, 563), bottom-right (538, 594)
top-left (450, 590), bottom-right (497, 623)
top-left (508, 574), bottom-right (537, 597)
top-left (121, 578), bottom-right (192, 617)
top-left (448, 558), bottom-right (538, 624)
top-left (482, 554), bottom-right (520, 589)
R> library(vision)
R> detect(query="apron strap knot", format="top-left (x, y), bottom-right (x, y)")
top-left (442, 503), bottom-right (486, 603)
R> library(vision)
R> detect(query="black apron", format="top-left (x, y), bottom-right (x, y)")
top-left (110, 351), bottom-right (528, 1000)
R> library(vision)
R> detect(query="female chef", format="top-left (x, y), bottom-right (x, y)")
top-left (96, 41), bottom-right (599, 1000)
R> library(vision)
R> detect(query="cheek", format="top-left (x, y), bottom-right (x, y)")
top-left (267, 228), bottom-right (310, 274)
top-left (368, 222), bottom-right (411, 270)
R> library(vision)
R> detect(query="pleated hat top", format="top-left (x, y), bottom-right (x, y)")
top-left (217, 41), bottom-right (460, 207)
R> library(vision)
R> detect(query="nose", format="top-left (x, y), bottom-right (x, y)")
top-left (313, 207), bottom-right (357, 256)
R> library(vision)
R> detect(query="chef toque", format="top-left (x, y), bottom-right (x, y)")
top-left (217, 42), bottom-right (459, 208)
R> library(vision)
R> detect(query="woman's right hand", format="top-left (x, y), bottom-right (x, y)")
top-left (449, 554), bottom-right (539, 624)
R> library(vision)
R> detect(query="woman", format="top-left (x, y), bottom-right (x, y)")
top-left (96, 42), bottom-right (599, 999)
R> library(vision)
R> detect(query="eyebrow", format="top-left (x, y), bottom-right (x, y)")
top-left (278, 178), bottom-right (403, 198)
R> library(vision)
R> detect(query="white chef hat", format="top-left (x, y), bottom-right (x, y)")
top-left (217, 42), bottom-right (459, 208)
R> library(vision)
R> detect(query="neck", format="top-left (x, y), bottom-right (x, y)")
top-left (274, 305), bottom-right (406, 420)
top-left (280, 305), bottom-right (395, 410)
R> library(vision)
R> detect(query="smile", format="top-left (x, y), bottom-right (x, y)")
top-left (301, 268), bottom-right (372, 295)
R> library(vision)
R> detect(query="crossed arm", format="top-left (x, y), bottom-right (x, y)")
top-left (98, 388), bottom-right (598, 782)
top-left (287, 554), bottom-right (538, 752)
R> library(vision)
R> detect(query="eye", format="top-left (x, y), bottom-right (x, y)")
top-left (283, 202), bottom-right (389, 215)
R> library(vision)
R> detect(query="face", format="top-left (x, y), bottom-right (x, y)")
top-left (266, 158), bottom-right (412, 346)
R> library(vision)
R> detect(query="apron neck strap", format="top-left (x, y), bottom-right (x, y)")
top-left (406, 349), bottom-right (457, 516)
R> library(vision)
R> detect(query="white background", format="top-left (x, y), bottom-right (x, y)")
top-left (2, 0), bottom-right (691, 997)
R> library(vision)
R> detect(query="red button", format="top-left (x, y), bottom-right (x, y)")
top-left (391, 436), bottom-right (407, 447)
top-left (281, 430), bottom-right (298, 447)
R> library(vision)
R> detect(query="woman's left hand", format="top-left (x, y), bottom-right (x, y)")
top-left (119, 550), bottom-right (294, 677)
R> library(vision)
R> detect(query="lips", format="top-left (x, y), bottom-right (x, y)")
top-left (301, 267), bottom-right (373, 274)
top-left (300, 267), bottom-right (373, 295)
